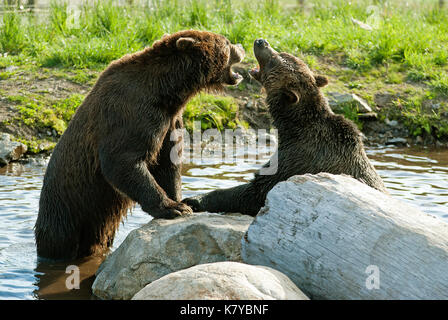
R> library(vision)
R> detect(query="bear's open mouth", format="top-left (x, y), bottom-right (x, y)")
top-left (249, 66), bottom-right (260, 77)
top-left (226, 43), bottom-right (245, 85)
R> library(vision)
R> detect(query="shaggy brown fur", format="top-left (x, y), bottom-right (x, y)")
top-left (35, 30), bottom-right (245, 260)
top-left (183, 38), bottom-right (386, 216)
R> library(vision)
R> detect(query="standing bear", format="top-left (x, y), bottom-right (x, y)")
top-left (183, 38), bottom-right (386, 216)
top-left (35, 30), bottom-right (245, 260)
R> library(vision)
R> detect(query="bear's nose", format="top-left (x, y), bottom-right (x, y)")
top-left (255, 39), bottom-right (269, 47)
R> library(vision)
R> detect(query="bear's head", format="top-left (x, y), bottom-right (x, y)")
top-left (151, 30), bottom-right (245, 88)
top-left (249, 38), bottom-right (328, 105)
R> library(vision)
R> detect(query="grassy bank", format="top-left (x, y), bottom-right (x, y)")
top-left (0, 0), bottom-right (447, 151)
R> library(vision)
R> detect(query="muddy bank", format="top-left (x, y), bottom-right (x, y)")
top-left (0, 63), bottom-right (447, 166)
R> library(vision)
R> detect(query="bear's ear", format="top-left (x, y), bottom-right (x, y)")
top-left (176, 37), bottom-right (196, 50)
top-left (282, 89), bottom-right (299, 104)
top-left (315, 75), bottom-right (329, 87)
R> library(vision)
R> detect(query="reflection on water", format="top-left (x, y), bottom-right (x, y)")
top-left (0, 146), bottom-right (447, 299)
top-left (367, 147), bottom-right (448, 219)
top-left (0, 158), bottom-right (152, 300)
top-left (34, 255), bottom-right (103, 300)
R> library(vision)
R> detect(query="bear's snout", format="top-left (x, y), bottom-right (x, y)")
top-left (255, 38), bottom-right (269, 48)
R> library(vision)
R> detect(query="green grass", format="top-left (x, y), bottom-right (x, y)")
top-left (184, 93), bottom-right (246, 131)
top-left (340, 102), bottom-right (363, 130)
top-left (14, 137), bottom-right (56, 154)
top-left (14, 93), bottom-right (85, 135)
top-left (1, 0), bottom-right (446, 74)
top-left (430, 73), bottom-right (448, 97)
top-left (0, 0), bottom-right (447, 141)
top-left (0, 11), bottom-right (25, 54)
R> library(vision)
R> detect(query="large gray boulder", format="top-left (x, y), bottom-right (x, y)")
top-left (92, 212), bottom-right (253, 300)
top-left (132, 261), bottom-right (309, 300)
top-left (0, 133), bottom-right (27, 166)
top-left (242, 173), bottom-right (448, 300)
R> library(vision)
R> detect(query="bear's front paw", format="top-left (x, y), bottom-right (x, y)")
top-left (181, 196), bottom-right (204, 212)
top-left (149, 200), bottom-right (193, 219)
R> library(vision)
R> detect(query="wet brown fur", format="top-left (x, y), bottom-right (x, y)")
top-left (35, 30), bottom-right (244, 260)
top-left (183, 41), bottom-right (386, 216)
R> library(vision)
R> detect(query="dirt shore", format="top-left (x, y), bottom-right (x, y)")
top-left (1, 63), bottom-right (447, 158)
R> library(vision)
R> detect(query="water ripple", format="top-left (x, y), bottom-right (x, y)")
top-left (0, 147), bottom-right (447, 299)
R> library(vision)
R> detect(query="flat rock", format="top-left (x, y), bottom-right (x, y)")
top-left (386, 137), bottom-right (408, 146)
top-left (326, 92), bottom-right (373, 113)
top-left (132, 261), bottom-right (309, 300)
top-left (0, 133), bottom-right (27, 166)
top-left (374, 93), bottom-right (396, 108)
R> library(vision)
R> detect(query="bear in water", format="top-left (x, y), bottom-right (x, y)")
top-left (35, 30), bottom-right (245, 260)
top-left (183, 38), bottom-right (386, 216)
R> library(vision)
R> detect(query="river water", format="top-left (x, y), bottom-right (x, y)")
top-left (0, 146), bottom-right (447, 299)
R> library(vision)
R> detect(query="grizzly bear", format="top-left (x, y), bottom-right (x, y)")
top-left (182, 38), bottom-right (386, 216)
top-left (35, 30), bottom-right (245, 260)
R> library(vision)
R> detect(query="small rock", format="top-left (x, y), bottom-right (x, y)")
top-left (326, 92), bottom-right (373, 114)
top-left (431, 103), bottom-right (441, 110)
top-left (351, 17), bottom-right (373, 31)
top-left (4, 66), bottom-right (18, 72)
top-left (0, 133), bottom-right (27, 166)
top-left (384, 131), bottom-right (393, 139)
top-left (416, 136), bottom-right (423, 144)
top-left (245, 100), bottom-right (255, 110)
top-left (386, 137), bottom-right (408, 146)
top-left (374, 93), bottom-right (395, 108)
top-left (38, 141), bottom-right (54, 153)
top-left (385, 119), bottom-right (398, 127)
top-left (132, 262), bottom-right (309, 300)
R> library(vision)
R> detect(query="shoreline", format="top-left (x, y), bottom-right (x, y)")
top-left (0, 61), bottom-right (447, 165)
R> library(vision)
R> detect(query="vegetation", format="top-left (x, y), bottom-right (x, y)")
top-left (184, 93), bottom-right (246, 131)
top-left (14, 93), bottom-right (84, 135)
top-left (0, 0), bottom-right (447, 148)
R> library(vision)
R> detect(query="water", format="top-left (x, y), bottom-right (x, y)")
top-left (0, 146), bottom-right (447, 299)
top-left (367, 147), bottom-right (448, 219)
